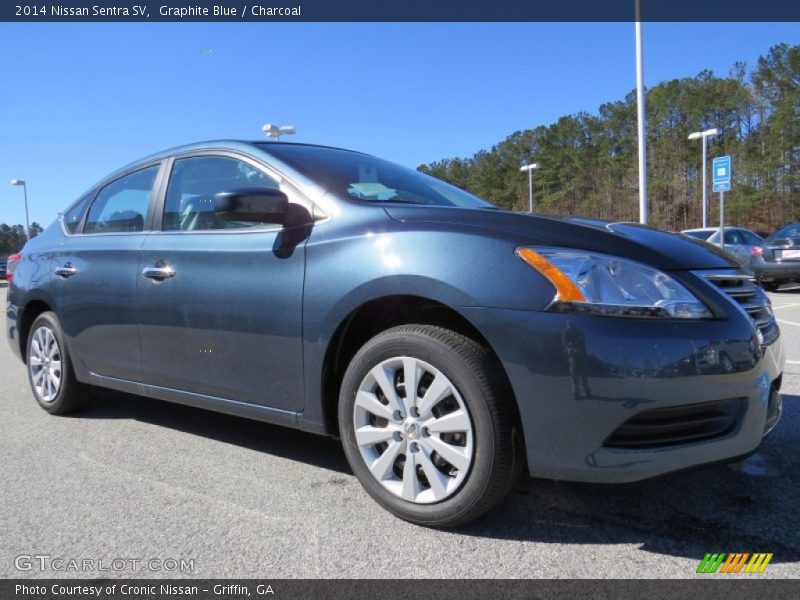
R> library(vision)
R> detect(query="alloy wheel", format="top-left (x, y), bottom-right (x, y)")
top-left (29, 326), bottom-right (62, 403)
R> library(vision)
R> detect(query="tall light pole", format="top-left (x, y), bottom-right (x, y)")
top-left (9, 179), bottom-right (30, 239)
top-left (634, 0), bottom-right (648, 225)
top-left (520, 162), bottom-right (541, 213)
top-left (261, 123), bottom-right (296, 141)
top-left (688, 127), bottom-right (720, 228)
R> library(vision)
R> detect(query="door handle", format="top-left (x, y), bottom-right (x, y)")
top-left (142, 265), bottom-right (175, 280)
top-left (54, 263), bottom-right (77, 278)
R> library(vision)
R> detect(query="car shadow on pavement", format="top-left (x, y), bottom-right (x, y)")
top-left (79, 388), bottom-right (799, 564)
top-left (79, 389), bottom-right (352, 475)
top-left (463, 394), bottom-right (800, 564)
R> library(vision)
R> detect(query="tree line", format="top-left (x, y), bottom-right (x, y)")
top-left (0, 223), bottom-right (43, 255)
top-left (418, 43), bottom-right (799, 233)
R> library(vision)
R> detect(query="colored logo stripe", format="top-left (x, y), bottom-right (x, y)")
top-left (696, 552), bottom-right (773, 574)
top-left (720, 553), bottom-right (749, 573)
top-left (745, 553), bottom-right (773, 573)
top-left (697, 553), bottom-right (726, 573)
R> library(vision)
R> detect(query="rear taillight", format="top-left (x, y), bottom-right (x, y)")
top-left (752, 246), bottom-right (763, 256)
top-left (6, 253), bottom-right (22, 282)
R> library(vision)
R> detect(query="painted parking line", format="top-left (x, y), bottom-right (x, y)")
top-left (772, 302), bottom-right (800, 310)
top-left (787, 360), bottom-right (800, 365)
top-left (777, 319), bottom-right (800, 328)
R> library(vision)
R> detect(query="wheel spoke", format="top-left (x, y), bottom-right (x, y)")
top-left (31, 337), bottom-right (43, 359)
top-left (355, 390), bottom-right (394, 421)
top-left (50, 360), bottom-right (61, 374)
top-left (426, 409), bottom-right (471, 434)
top-left (401, 450), bottom-right (420, 501)
top-left (424, 435), bottom-right (470, 472)
top-left (369, 440), bottom-right (403, 481)
top-left (32, 368), bottom-right (45, 385)
top-left (355, 425), bottom-right (396, 447)
top-left (402, 357), bottom-right (420, 408)
top-left (417, 447), bottom-right (450, 500)
top-left (42, 374), bottom-right (52, 400)
top-left (29, 356), bottom-right (43, 367)
top-left (417, 373), bottom-right (451, 417)
top-left (369, 365), bottom-right (403, 413)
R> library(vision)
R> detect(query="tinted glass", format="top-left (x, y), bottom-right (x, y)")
top-left (163, 156), bottom-right (279, 231)
top-left (768, 224), bottom-right (800, 241)
top-left (85, 166), bottom-right (159, 234)
top-left (742, 230), bottom-right (763, 245)
top-left (259, 144), bottom-right (493, 209)
top-left (724, 230), bottom-right (744, 245)
top-left (62, 193), bottom-right (92, 234)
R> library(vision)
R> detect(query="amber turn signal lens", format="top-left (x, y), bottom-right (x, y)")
top-left (515, 248), bottom-right (586, 302)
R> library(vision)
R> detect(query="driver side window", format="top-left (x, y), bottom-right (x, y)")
top-left (163, 156), bottom-right (279, 231)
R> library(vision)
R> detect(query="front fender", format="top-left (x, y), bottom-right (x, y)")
top-left (298, 208), bottom-right (555, 430)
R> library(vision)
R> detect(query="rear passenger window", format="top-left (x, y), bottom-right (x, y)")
top-left (163, 156), bottom-right (279, 231)
top-left (62, 193), bottom-right (92, 234)
top-left (84, 165), bottom-right (159, 234)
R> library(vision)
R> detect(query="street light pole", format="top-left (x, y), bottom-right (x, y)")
top-left (9, 179), bottom-right (30, 239)
top-left (520, 163), bottom-right (540, 213)
top-left (688, 127), bottom-right (720, 228)
top-left (634, 0), bottom-right (648, 225)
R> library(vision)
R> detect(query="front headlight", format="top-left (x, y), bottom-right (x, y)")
top-left (516, 247), bottom-right (712, 319)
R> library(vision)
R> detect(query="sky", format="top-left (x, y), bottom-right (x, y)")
top-left (0, 22), bottom-right (798, 228)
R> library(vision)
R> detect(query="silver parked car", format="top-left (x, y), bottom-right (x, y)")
top-left (681, 227), bottom-right (763, 267)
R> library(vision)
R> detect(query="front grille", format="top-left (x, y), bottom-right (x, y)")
top-left (704, 272), bottom-right (779, 345)
top-left (604, 398), bottom-right (746, 449)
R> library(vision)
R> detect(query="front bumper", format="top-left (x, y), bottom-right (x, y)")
top-left (460, 307), bottom-right (784, 483)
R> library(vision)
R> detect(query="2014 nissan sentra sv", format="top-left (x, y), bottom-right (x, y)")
top-left (5, 141), bottom-right (785, 526)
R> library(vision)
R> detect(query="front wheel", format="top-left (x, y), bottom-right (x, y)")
top-left (339, 325), bottom-right (523, 527)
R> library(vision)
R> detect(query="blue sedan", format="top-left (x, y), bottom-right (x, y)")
top-left (5, 141), bottom-right (784, 526)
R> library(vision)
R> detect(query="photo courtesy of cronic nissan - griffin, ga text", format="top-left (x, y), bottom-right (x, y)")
top-left (5, 141), bottom-right (784, 527)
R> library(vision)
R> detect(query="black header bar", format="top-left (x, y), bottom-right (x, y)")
top-left (3, 0), bottom-right (800, 22)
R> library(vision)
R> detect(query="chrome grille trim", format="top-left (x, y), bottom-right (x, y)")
top-left (701, 271), bottom-right (779, 345)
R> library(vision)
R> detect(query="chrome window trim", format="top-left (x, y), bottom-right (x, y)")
top-left (57, 146), bottom-right (333, 238)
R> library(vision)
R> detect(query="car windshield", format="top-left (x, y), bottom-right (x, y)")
top-left (683, 230), bottom-right (714, 241)
top-left (258, 144), bottom-right (494, 209)
top-left (768, 224), bottom-right (800, 241)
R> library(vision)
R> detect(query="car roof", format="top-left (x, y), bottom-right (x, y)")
top-left (84, 140), bottom-right (370, 203)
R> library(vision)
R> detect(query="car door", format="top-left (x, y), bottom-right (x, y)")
top-left (136, 153), bottom-right (308, 411)
top-left (53, 162), bottom-right (163, 381)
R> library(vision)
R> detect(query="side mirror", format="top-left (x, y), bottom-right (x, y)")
top-left (214, 187), bottom-right (289, 224)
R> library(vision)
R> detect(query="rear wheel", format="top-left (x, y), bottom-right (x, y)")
top-left (339, 324), bottom-right (523, 527)
top-left (26, 312), bottom-right (93, 415)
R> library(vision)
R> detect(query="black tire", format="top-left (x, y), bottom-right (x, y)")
top-left (761, 281), bottom-right (780, 292)
top-left (338, 324), bottom-right (523, 527)
top-left (26, 312), bottom-right (93, 415)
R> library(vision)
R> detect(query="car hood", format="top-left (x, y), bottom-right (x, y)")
top-left (383, 206), bottom-right (738, 270)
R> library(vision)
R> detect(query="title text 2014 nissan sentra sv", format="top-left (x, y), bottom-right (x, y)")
top-left (5, 141), bottom-right (784, 526)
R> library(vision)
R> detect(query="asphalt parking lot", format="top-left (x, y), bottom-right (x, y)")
top-left (1, 283), bottom-right (799, 579)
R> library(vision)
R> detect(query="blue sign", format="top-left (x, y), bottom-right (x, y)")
top-left (713, 181), bottom-right (731, 192)
top-left (713, 156), bottom-right (731, 184)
